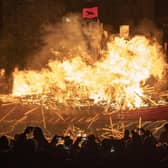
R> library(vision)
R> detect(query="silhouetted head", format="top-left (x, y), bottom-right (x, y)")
top-left (88, 134), bottom-right (96, 142)
top-left (124, 129), bottom-right (130, 137)
top-left (33, 127), bottom-right (44, 140)
top-left (145, 130), bottom-right (151, 136)
top-left (131, 129), bottom-right (136, 135)
top-left (164, 123), bottom-right (168, 130)
top-left (102, 139), bottom-right (112, 151)
top-left (24, 126), bottom-right (34, 134)
top-left (64, 136), bottom-right (73, 146)
top-left (140, 128), bottom-right (145, 134)
top-left (0, 136), bottom-right (9, 150)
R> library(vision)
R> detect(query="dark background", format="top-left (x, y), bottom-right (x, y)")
top-left (0, 0), bottom-right (168, 74)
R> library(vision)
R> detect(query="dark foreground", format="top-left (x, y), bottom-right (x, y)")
top-left (0, 125), bottom-right (168, 168)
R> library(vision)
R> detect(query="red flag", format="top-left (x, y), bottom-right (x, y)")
top-left (82, 7), bottom-right (98, 19)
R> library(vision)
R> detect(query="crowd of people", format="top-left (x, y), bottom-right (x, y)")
top-left (0, 124), bottom-right (168, 168)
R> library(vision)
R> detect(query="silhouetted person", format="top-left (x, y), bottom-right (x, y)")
top-left (50, 135), bottom-right (59, 148)
top-left (0, 136), bottom-right (9, 152)
top-left (143, 130), bottom-right (157, 160)
top-left (79, 134), bottom-right (101, 167)
top-left (33, 127), bottom-right (49, 152)
top-left (159, 123), bottom-right (168, 144)
top-left (81, 134), bottom-right (100, 153)
top-left (126, 130), bottom-right (144, 160)
top-left (0, 125), bottom-right (167, 168)
top-left (121, 129), bottom-right (131, 149)
top-left (101, 138), bottom-right (113, 153)
top-left (13, 133), bottom-right (27, 153)
top-left (144, 130), bottom-right (157, 146)
top-left (64, 136), bottom-right (73, 157)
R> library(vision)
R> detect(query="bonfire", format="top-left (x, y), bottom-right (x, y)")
top-left (0, 17), bottom-right (168, 139)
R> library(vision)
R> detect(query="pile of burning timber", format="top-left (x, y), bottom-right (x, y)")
top-left (0, 88), bottom-right (168, 139)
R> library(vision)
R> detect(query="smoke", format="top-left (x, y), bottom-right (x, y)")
top-left (28, 17), bottom-right (166, 69)
top-left (26, 15), bottom-right (167, 91)
top-left (27, 14), bottom-right (104, 69)
top-left (131, 19), bottom-right (167, 88)
top-left (133, 18), bottom-right (163, 43)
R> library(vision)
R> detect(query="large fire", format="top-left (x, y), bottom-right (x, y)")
top-left (12, 33), bottom-right (167, 110)
top-left (0, 19), bottom-right (168, 138)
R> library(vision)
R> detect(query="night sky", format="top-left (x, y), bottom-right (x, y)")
top-left (0, 0), bottom-right (168, 74)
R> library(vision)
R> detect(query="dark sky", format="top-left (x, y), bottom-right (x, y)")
top-left (1, 0), bottom-right (168, 27)
top-left (0, 0), bottom-right (168, 73)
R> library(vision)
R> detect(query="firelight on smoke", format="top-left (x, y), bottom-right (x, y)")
top-left (12, 20), bottom-right (167, 110)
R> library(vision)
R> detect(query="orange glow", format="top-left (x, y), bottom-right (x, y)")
top-left (12, 34), bottom-right (167, 110)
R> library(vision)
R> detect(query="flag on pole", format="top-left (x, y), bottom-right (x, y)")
top-left (82, 7), bottom-right (98, 19)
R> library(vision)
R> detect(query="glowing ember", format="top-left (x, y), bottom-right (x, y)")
top-left (12, 24), bottom-right (167, 110)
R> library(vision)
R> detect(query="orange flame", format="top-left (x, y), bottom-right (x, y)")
top-left (12, 35), bottom-right (167, 110)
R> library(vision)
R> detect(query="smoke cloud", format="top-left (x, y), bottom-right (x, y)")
top-left (26, 15), bottom-right (167, 91)
top-left (27, 14), bottom-right (104, 69)
top-left (133, 18), bottom-right (163, 43)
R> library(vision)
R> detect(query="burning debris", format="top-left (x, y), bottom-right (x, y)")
top-left (0, 16), bottom-right (168, 138)
top-left (12, 34), bottom-right (167, 109)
